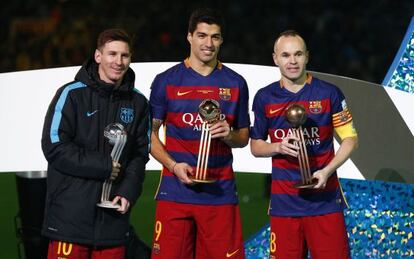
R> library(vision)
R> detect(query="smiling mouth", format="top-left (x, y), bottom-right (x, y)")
top-left (112, 68), bottom-right (124, 73)
top-left (288, 67), bottom-right (299, 72)
top-left (202, 49), bottom-right (215, 53)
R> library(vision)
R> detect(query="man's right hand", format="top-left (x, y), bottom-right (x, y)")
top-left (277, 135), bottom-right (300, 157)
top-left (111, 161), bottom-right (121, 180)
top-left (172, 162), bottom-right (194, 185)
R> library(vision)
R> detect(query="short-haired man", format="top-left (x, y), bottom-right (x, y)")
top-left (250, 30), bottom-right (358, 259)
top-left (41, 28), bottom-right (150, 259)
top-left (149, 8), bottom-right (250, 259)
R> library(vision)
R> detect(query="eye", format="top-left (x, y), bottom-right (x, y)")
top-left (212, 35), bottom-right (221, 41)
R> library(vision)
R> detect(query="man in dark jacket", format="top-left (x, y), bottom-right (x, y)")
top-left (41, 28), bottom-right (150, 259)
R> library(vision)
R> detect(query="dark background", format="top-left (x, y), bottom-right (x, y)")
top-left (1, 0), bottom-right (413, 84)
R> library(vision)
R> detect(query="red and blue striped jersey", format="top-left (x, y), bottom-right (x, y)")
top-left (251, 74), bottom-right (356, 216)
top-left (150, 60), bottom-right (250, 205)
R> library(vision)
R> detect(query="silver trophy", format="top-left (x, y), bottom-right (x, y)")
top-left (97, 123), bottom-right (127, 209)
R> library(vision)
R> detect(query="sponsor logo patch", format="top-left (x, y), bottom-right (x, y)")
top-left (177, 90), bottom-right (192, 96)
top-left (341, 99), bottom-right (348, 110)
top-left (226, 249), bottom-right (239, 257)
top-left (269, 107), bottom-right (283, 115)
top-left (219, 88), bottom-right (231, 100)
top-left (309, 101), bottom-right (322, 114)
top-left (86, 110), bottom-right (99, 117)
top-left (197, 89), bottom-right (214, 94)
top-left (120, 108), bottom-right (134, 123)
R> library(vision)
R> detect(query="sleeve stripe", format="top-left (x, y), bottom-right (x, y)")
top-left (50, 82), bottom-right (86, 143)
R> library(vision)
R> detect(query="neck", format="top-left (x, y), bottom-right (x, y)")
top-left (281, 74), bottom-right (307, 93)
top-left (187, 56), bottom-right (217, 76)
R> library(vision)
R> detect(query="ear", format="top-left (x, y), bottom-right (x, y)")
top-left (305, 51), bottom-right (309, 65)
top-left (187, 32), bottom-right (192, 45)
top-left (94, 49), bottom-right (101, 64)
top-left (272, 52), bottom-right (279, 67)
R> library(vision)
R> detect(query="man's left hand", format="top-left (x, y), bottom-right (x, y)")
top-left (209, 120), bottom-right (230, 139)
top-left (112, 196), bottom-right (130, 214)
top-left (312, 170), bottom-right (329, 189)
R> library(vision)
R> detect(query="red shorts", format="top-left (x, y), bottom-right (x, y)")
top-left (47, 240), bottom-right (125, 259)
top-left (151, 200), bottom-right (245, 259)
top-left (270, 212), bottom-right (350, 259)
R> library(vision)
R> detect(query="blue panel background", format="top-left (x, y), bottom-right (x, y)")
top-left (244, 179), bottom-right (414, 258)
top-left (382, 17), bottom-right (414, 93)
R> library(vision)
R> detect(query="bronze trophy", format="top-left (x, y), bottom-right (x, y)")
top-left (191, 99), bottom-right (221, 183)
top-left (285, 104), bottom-right (317, 189)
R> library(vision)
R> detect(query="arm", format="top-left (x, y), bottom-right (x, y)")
top-left (250, 136), bottom-right (299, 158)
top-left (313, 88), bottom-right (359, 188)
top-left (223, 127), bottom-right (249, 148)
top-left (313, 136), bottom-right (358, 188)
top-left (150, 118), bottom-right (194, 185)
top-left (209, 121), bottom-right (249, 148)
top-left (41, 86), bottom-right (112, 180)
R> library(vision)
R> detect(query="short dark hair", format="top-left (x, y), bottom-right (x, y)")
top-left (97, 28), bottom-right (132, 50)
top-left (274, 29), bottom-right (307, 51)
top-left (276, 30), bottom-right (301, 41)
top-left (188, 8), bottom-right (225, 35)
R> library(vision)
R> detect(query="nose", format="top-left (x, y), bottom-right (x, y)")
top-left (205, 36), bottom-right (213, 47)
top-left (289, 55), bottom-right (297, 64)
top-left (115, 55), bottom-right (122, 65)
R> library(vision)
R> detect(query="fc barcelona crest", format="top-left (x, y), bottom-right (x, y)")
top-left (120, 108), bottom-right (134, 123)
top-left (219, 88), bottom-right (231, 101)
top-left (309, 101), bottom-right (322, 114)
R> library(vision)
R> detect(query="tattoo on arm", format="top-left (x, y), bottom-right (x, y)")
top-left (152, 119), bottom-right (164, 132)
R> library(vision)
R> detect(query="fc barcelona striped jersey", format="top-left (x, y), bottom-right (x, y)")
top-left (251, 74), bottom-right (357, 217)
top-left (150, 59), bottom-right (250, 205)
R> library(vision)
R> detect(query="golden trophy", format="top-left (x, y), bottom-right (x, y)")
top-left (285, 104), bottom-right (317, 189)
top-left (191, 99), bottom-right (221, 183)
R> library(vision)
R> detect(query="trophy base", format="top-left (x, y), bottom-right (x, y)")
top-left (293, 179), bottom-right (318, 189)
top-left (97, 201), bottom-right (121, 209)
top-left (190, 177), bottom-right (216, 184)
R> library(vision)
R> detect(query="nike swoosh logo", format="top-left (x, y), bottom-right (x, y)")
top-left (86, 110), bottom-right (99, 117)
top-left (269, 107), bottom-right (283, 114)
top-left (226, 249), bottom-right (239, 257)
top-left (177, 90), bottom-right (193, 96)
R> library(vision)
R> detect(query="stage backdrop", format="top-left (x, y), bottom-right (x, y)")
top-left (1, 62), bottom-right (413, 181)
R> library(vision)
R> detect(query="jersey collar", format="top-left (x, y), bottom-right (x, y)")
top-left (184, 58), bottom-right (223, 70)
top-left (279, 73), bottom-right (313, 88)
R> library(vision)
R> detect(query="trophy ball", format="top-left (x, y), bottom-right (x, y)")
top-left (104, 123), bottom-right (125, 145)
top-left (199, 99), bottom-right (221, 123)
top-left (285, 104), bottom-right (307, 127)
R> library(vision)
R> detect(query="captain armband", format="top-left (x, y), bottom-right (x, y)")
top-left (334, 121), bottom-right (358, 141)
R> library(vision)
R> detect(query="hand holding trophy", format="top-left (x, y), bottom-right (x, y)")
top-left (97, 123), bottom-right (127, 208)
top-left (191, 99), bottom-right (221, 183)
top-left (285, 104), bottom-right (317, 189)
